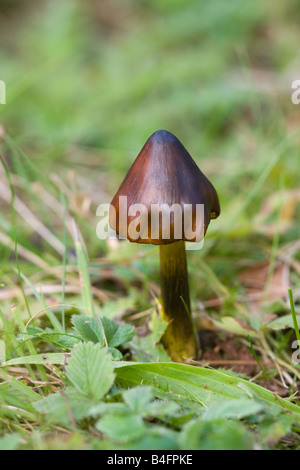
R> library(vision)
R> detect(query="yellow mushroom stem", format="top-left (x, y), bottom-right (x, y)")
top-left (159, 240), bottom-right (199, 361)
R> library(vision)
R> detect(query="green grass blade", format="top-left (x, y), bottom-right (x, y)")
top-left (288, 288), bottom-right (300, 344)
top-left (1, 352), bottom-right (67, 366)
top-left (115, 362), bottom-right (300, 417)
top-left (72, 220), bottom-right (94, 317)
top-left (18, 272), bottom-right (63, 333)
top-left (60, 192), bottom-right (68, 332)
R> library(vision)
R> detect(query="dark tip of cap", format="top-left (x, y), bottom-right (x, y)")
top-left (150, 130), bottom-right (178, 145)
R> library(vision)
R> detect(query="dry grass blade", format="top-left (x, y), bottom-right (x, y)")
top-left (0, 179), bottom-right (65, 256)
top-left (0, 230), bottom-right (49, 269)
top-left (0, 283), bottom-right (110, 302)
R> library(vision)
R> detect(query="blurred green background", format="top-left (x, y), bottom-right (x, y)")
top-left (1, 1), bottom-right (300, 450)
top-left (0, 0), bottom-right (300, 301)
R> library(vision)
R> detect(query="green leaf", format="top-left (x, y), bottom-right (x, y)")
top-left (101, 317), bottom-right (135, 348)
top-left (180, 418), bottom-right (255, 450)
top-left (96, 409), bottom-right (145, 443)
top-left (0, 433), bottom-right (21, 450)
top-left (108, 347), bottom-right (123, 360)
top-left (212, 316), bottom-right (258, 337)
top-left (118, 427), bottom-right (179, 450)
top-left (130, 312), bottom-right (170, 362)
top-left (71, 315), bottom-right (135, 349)
top-left (266, 314), bottom-right (300, 331)
top-left (259, 414), bottom-right (294, 446)
top-left (148, 312), bottom-right (168, 343)
top-left (34, 389), bottom-right (93, 426)
top-left (115, 362), bottom-right (300, 417)
top-left (122, 386), bottom-right (154, 414)
top-left (261, 299), bottom-right (290, 315)
top-left (65, 342), bottom-right (115, 399)
top-left (121, 385), bottom-right (180, 418)
top-left (26, 327), bottom-right (43, 335)
top-left (27, 330), bottom-right (81, 350)
top-left (88, 402), bottom-right (129, 418)
top-left (88, 386), bottom-right (180, 425)
top-left (202, 398), bottom-right (264, 421)
top-left (71, 315), bottom-right (104, 344)
top-left (145, 400), bottom-right (181, 418)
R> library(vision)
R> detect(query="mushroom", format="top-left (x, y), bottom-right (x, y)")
top-left (109, 130), bottom-right (220, 361)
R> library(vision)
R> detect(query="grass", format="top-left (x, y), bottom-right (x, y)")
top-left (289, 288), bottom-right (300, 344)
top-left (0, 0), bottom-right (300, 450)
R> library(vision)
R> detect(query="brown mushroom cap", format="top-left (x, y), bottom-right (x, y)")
top-left (109, 130), bottom-right (220, 244)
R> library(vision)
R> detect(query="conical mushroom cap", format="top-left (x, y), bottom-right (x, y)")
top-left (109, 130), bottom-right (220, 244)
